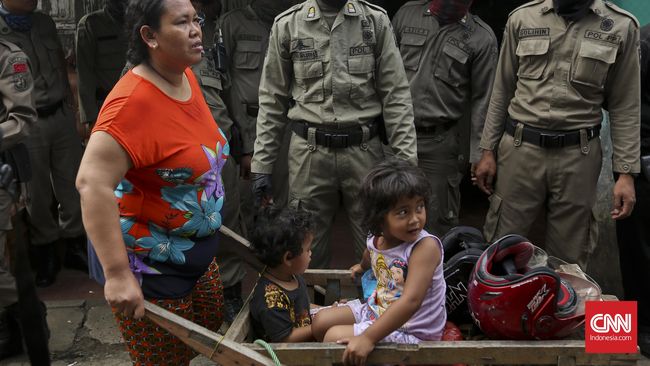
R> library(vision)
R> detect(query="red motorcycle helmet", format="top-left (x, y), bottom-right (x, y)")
top-left (467, 234), bottom-right (601, 340)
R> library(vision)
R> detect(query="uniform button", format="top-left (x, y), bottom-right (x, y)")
top-left (308, 144), bottom-right (316, 152)
top-left (360, 143), bottom-right (368, 150)
top-left (582, 147), bottom-right (589, 153)
top-left (623, 164), bottom-right (630, 171)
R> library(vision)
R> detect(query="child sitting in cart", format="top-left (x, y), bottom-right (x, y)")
top-left (249, 206), bottom-right (315, 342)
top-left (311, 158), bottom-right (447, 365)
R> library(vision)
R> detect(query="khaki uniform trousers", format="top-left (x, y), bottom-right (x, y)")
top-left (288, 132), bottom-right (384, 269)
top-left (483, 133), bottom-right (602, 270)
top-left (0, 190), bottom-right (16, 307)
top-left (26, 106), bottom-right (84, 245)
top-left (416, 125), bottom-right (464, 238)
top-left (214, 157), bottom-right (246, 288)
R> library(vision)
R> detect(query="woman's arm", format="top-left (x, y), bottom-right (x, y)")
top-left (75, 132), bottom-right (143, 318)
top-left (341, 237), bottom-right (441, 365)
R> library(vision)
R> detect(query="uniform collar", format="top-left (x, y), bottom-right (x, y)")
top-left (424, 3), bottom-right (473, 29)
top-left (539, 0), bottom-right (604, 17)
top-left (303, 0), bottom-right (361, 22)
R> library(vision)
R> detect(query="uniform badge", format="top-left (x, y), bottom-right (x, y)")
top-left (462, 31), bottom-right (470, 41)
top-left (460, 15), bottom-right (467, 24)
top-left (600, 18), bottom-right (614, 32)
top-left (13, 74), bottom-right (28, 92)
top-left (13, 62), bottom-right (27, 73)
top-left (363, 29), bottom-right (374, 43)
top-left (308, 7), bottom-right (316, 18)
top-left (347, 3), bottom-right (356, 14)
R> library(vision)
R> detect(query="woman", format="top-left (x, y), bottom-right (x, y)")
top-left (75, 0), bottom-right (227, 364)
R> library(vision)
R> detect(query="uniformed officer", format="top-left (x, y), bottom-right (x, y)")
top-left (190, 0), bottom-right (247, 324)
top-left (221, 0), bottom-right (252, 15)
top-left (0, 0), bottom-right (86, 286)
top-left (474, 0), bottom-right (640, 270)
top-left (392, 0), bottom-right (497, 237)
top-left (0, 38), bottom-right (35, 360)
top-left (75, 0), bottom-right (128, 136)
top-left (616, 22), bottom-right (649, 357)
top-left (251, 0), bottom-right (417, 268)
top-left (219, 0), bottom-right (296, 235)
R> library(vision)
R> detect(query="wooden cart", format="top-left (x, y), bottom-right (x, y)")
top-left (145, 269), bottom-right (639, 366)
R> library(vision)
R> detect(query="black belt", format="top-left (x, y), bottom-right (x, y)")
top-left (291, 121), bottom-right (378, 148)
top-left (505, 117), bottom-right (600, 148)
top-left (246, 104), bottom-right (259, 118)
top-left (415, 120), bottom-right (456, 135)
top-left (36, 100), bottom-right (63, 118)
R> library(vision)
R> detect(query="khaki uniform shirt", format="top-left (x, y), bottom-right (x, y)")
top-left (0, 39), bottom-right (35, 151)
top-left (0, 13), bottom-right (68, 109)
top-left (393, 1), bottom-right (497, 162)
top-left (191, 33), bottom-right (234, 138)
top-left (75, 8), bottom-right (128, 124)
top-left (251, 0), bottom-right (417, 174)
top-left (480, 0), bottom-right (641, 174)
top-left (220, 5), bottom-right (271, 154)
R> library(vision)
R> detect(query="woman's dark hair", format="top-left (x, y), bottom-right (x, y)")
top-left (251, 206), bottom-right (313, 268)
top-left (358, 158), bottom-right (432, 237)
top-left (124, 0), bottom-right (167, 65)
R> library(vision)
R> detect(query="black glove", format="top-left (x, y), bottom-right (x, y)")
top-left (251, 173), bottom-right (273, 208)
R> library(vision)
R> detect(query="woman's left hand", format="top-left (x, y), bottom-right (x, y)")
top-left (338, 335), bottom-right (375, 366)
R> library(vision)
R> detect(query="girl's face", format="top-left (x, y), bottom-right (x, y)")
top-left (382, 195), bottom-right (426, 247)
top-left (149, 0), bottom-right (204, 69)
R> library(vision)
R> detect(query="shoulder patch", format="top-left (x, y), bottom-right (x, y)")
top-left (358, 0), bottom-right (388, 15)
top-left (508, 0), bottom-right (544, 18)
top-left (603, 1), bottom-right (640, 28)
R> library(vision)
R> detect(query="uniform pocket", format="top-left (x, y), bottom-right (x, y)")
top-left (43, 37), bottom-right (64, 70)
top-left (348, 55), bottom-right (376, 99)
top-left (233, 40), bottom-right (262, 70)
top-left (399, 33), bottom-right (426, 71)
top-left (482, 193), bottom-right (503, 242)
top-left (434, 43), bottom-right (469, 87)
top-left (571, 41), bottom-right (617, 88)
top-left (292, 60), bottom-right (324, 102)
top-left (516, 38), bottom-right (550, 79)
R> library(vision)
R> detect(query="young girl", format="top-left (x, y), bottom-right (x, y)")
top-left (249, 206), bottom-right (315, 342)
top-left (311, 158), bottom-right (446, 366)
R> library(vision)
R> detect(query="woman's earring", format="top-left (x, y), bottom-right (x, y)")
top-left (151, 43), bottom-right (158, 49)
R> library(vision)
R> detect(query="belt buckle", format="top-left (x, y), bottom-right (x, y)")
top-left (539, 133), bottom-right (564, 148)
top-left (325, 133), bottom-right (348, 148)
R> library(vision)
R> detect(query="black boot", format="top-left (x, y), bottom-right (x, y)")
top-left (0, 305), bottom-right (22, 360)
top-left (64, 235), bottom-right (88, 272)
top-left (30, 242), bottom-right (60, 288)
top-left (223, 282), bottom-right (244, 324)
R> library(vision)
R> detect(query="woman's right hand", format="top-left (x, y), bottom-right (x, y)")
top-left (349, 264), bottom-right (364, 280)
top-left (104, 270), bottom-right (145, 319)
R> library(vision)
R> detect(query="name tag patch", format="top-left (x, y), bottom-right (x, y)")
top-left (349, 45), bottom-right (374, 56)
top-left (519, 28), bottom-right (550, 39)
top-left (585, 30), bottom-right (621, 44)
top-left (403, 27), bottom-right (429, 36)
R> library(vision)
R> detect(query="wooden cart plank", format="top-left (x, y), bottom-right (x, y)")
top-left (244, 341), bottom-right (639, 365)
top-left (144, 301), bottom-right (278, 366)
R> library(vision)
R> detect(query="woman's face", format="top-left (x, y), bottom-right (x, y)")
top-left (151, 0), bottom-right (203, 68)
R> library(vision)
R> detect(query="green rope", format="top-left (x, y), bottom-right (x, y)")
top-left (254, 339), bottom-right (282, 366)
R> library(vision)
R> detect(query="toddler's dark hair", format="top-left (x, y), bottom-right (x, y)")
top-left (359, 158), bottom-right (432, 237)
top-left (251, 206), bottom-right (313, 268)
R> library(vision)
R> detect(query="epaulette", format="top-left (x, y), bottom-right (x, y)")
top-left (604, 1), bottom-right (640, 28)
top-left (358, 0), bottom-right (388, 15)
top-left (508, 0), bottom-right (544, 18)
top-left (0, 39), bottom-right (23, 53)
top-left (275, 2), bottom-right (304, 22)
top-left (473, 15), bottom-right (498, 40)
top-left (399, 0), bottom-right (429, 10)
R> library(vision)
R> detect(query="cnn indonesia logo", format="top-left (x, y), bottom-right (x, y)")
top-left (586, 301), bottom-right (637, 354)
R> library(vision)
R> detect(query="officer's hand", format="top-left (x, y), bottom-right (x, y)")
top-left (239, 154), bottom-right (252, 180)
top-left (104, 270), bottom-right (145, 319)
top-left (251, 173), bottom-right (273, 208)
top-left (611, 174), bottom-right (636, 220)
top-left (474, 150), bottom-right (497, 195)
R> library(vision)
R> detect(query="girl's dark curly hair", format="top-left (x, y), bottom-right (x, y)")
top-left (251, 206), bottom-right (313, 268)
top-left (124, 0), bottom-right (166, 65)
top-left (358, 158), bottom-right (432, 237)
